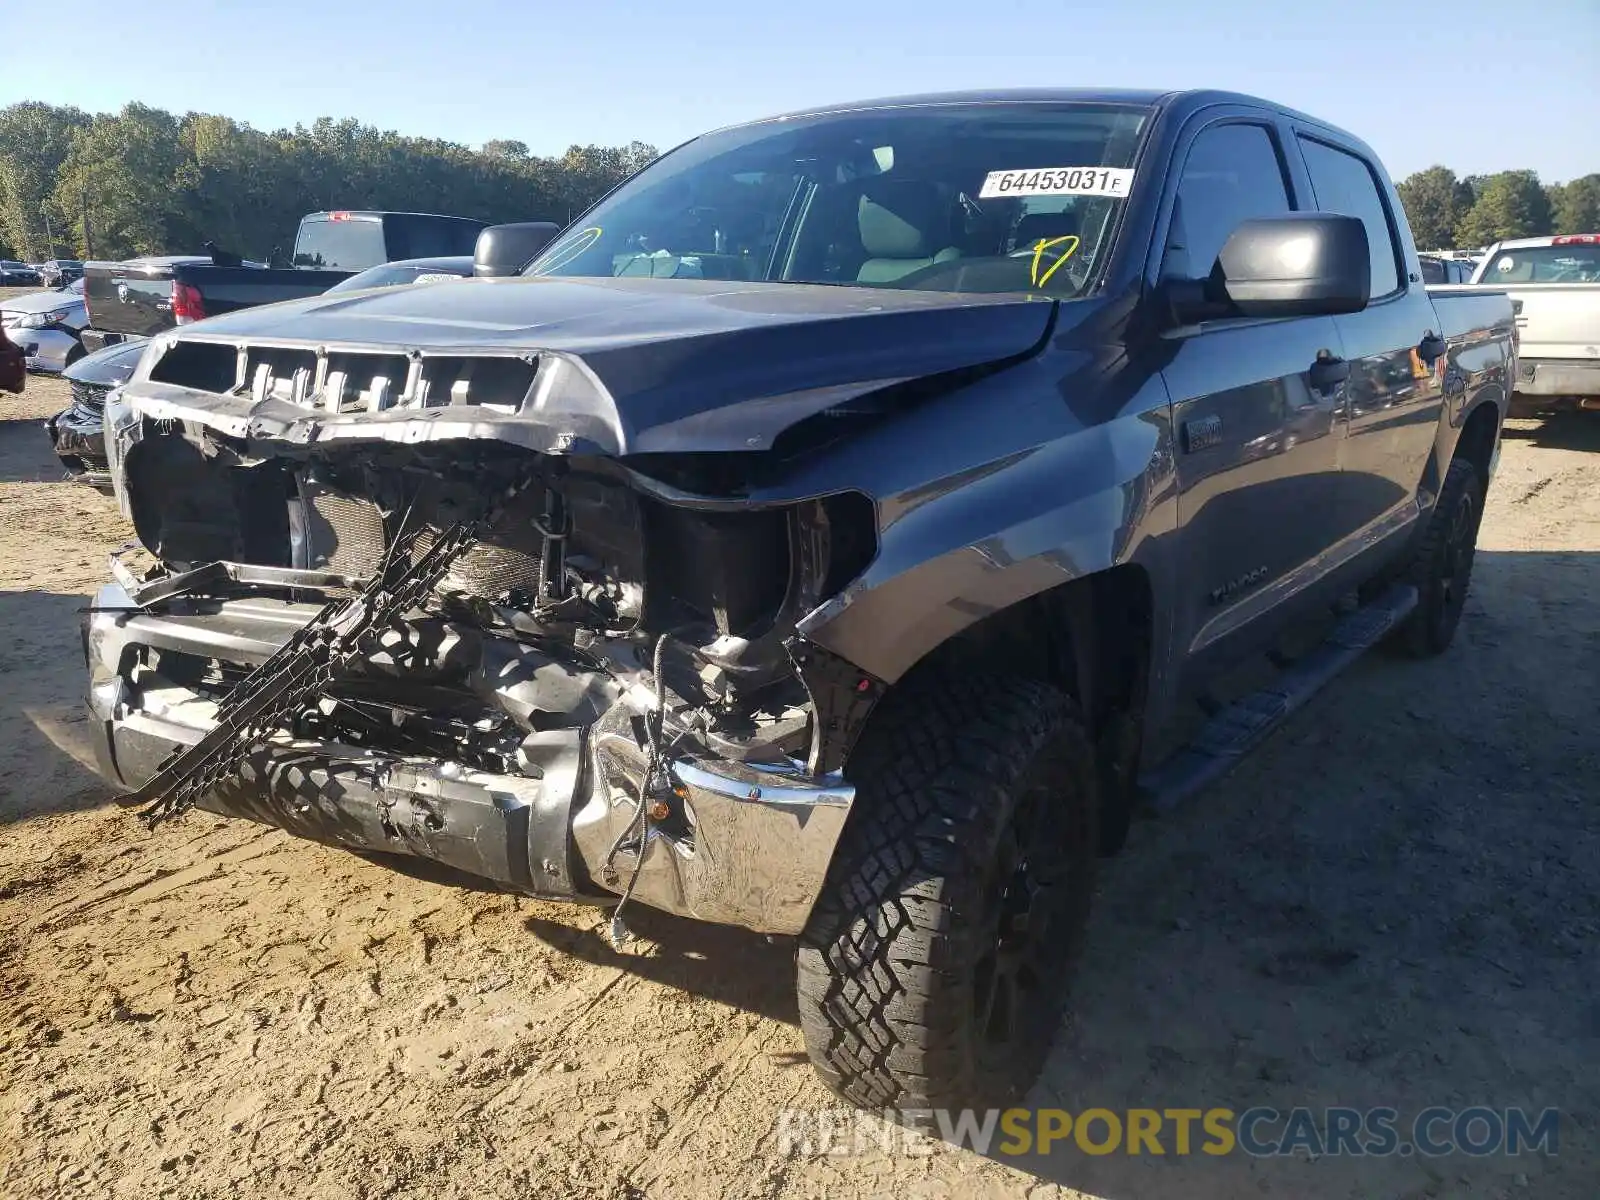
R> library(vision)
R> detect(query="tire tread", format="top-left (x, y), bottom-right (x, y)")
top-left (796, 673), bottom-right (1096, 1109)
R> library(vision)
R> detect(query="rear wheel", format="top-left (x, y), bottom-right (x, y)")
top-left (796, 674), bottom-right (1098, 1109)
top-left (1394, 458), bottom-right (1483, 657)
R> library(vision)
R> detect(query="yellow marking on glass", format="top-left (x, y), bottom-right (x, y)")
top-left (535, 226), bottom-right (603, 273)
top-left (1030, 235), bottom-right (1081, 289)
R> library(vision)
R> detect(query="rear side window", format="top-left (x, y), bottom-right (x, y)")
top-left (1297, 138), bottom-right (1400, 297)
top-left (1164, 123), bottom-right (1292, 280)
top-left (293, 217), bottom-right (387, 271)
top-left (384, 217), bottom-right (485, 261)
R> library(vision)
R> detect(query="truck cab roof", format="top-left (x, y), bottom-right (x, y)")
top-left (746, 87), bottom-right (1353, 136)
top-left (302, 210), bottom-right (486, 223)
top-left (1484, 234), bottom-right (1600, 251)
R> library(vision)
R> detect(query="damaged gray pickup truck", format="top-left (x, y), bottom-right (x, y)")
top-left (83, 88), bottom-right (1515, 1109)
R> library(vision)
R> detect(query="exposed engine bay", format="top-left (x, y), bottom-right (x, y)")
top-left (90, 371), bottom-right (891, 937)
top-left (116, 430), bottom-right (877, 771)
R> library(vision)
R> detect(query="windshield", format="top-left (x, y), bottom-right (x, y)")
top-left (526, 102), bottom-right (1150, 298)
top-left (1478, 243), bottom-right (1600, 283)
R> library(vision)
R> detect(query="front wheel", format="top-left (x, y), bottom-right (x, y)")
top-left (796, 674), bottom-right (1098, 1110)
top-left (1394, 458), bottom-right (1484, 657)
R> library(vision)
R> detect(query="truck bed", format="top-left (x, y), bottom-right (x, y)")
top-left (1436, 277), bottom-right (1600, 401)
top-left (84, 261), bottom-right (349, 340)
top-left (1426, 284), bottom-right (1518, 349)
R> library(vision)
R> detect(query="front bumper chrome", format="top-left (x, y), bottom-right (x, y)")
top-left (83, 583), bottom-right (854, 935)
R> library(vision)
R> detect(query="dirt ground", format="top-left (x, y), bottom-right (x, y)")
top-left (1, 362), bottom-right (1597, 1200)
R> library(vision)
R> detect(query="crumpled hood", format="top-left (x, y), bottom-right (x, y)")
top-left (133, 276), bottom-right (1061, 455)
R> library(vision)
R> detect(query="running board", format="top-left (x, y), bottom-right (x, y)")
top-left (1138, 583), bottom-right (1418, 813)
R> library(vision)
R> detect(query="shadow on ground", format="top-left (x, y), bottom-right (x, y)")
top-left (524, 906), bottom-right (802, 1027)
top-left (1502, 411), bottom-right (1600, 453)
top-left (0, 589), bottom-right (117, 824)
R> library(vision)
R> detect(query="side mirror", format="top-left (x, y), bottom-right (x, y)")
top-left (1214, 213), bottom-right (1371, 319)
top-left (473, 222), bottom-right (561, 277)
top-left (1167, 213), bottom-right (1373, 324)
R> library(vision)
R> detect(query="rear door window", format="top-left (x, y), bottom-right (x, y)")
top-left (1297, 138), bottom-right (1401, 298)
top-left (1163, 123), bottom-right (1293, 281)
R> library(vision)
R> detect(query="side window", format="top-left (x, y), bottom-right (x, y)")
top-left (1297, 138), bottom-right (1401, 297)
top-left (1163, 123), bottom-right (1291, 280)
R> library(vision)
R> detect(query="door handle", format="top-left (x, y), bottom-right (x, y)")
top-left (1308, 354), bottom-right (1350, 394)
top-left (1418, 332), bottom-right (1446, 362)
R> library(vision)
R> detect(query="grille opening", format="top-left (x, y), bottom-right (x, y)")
top-left (148, 340), bottom-right (238, 393)
top-left (243, 347), bottom-right (318, 403)
top-left (69, 378), bottom-right (112, 413)
top-left (322, 351), bottom-right (411, 412)
top-left (125, 433), bottom-right (291, 567)
top-left (416, 355), bottom-right (537, 409)
top-left (140, 646), bottom-right (253, 693)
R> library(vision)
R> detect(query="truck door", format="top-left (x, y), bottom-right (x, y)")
top-left (1292, 134), bottom-right (1446, 544)
top-left (1156, 118), bottom-right (1350, 679)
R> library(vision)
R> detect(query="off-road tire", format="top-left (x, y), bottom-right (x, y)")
top-left (1394, 457), bottom-right (1484, 658)
top-left (796, 674), bottom-right (1098, 1110)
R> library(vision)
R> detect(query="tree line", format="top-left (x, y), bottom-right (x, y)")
top-left (0, 101), bottom-right (658, 263)
top-left (2, 100), bottom-right (1596, 264)
top-left (1393, 166), bottom-right (1595, 251)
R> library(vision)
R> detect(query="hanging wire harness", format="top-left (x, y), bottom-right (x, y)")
top-left (121, 478), bottom-right (535, 827)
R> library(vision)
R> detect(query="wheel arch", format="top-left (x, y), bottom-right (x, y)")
top-left (897, 563), bottom-right (1155, 724)
top-left (1454, 398), bottom-right (1501, 492)
top-left (822, 563), bottom-right (1157, 856)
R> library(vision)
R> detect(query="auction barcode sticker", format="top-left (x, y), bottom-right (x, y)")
top-left (978, 166), bottom-right (1135, 199)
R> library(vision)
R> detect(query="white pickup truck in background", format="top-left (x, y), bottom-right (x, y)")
top-left (1469, 234), bottom-right (1600, 417)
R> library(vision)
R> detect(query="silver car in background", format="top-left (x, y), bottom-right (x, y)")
top-left (0, 278), bottom-right (88, 372)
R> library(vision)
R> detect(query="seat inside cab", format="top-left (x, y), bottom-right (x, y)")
top-left (854, 181), bottom-right (964, 283)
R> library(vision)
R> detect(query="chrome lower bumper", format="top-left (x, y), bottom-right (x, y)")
top-left (1516, 359), bottom-right (1600, 398)
top-left (84, 583), bottom-right (853, 935)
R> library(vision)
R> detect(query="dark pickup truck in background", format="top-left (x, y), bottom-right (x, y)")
top-left (88, 88), bottom-right (1514, 1112)
top-left (81, 210), bottom-right (489, 351)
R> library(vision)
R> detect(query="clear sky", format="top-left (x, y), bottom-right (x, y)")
top-left (3, 0), bottom-right (1595, 183)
